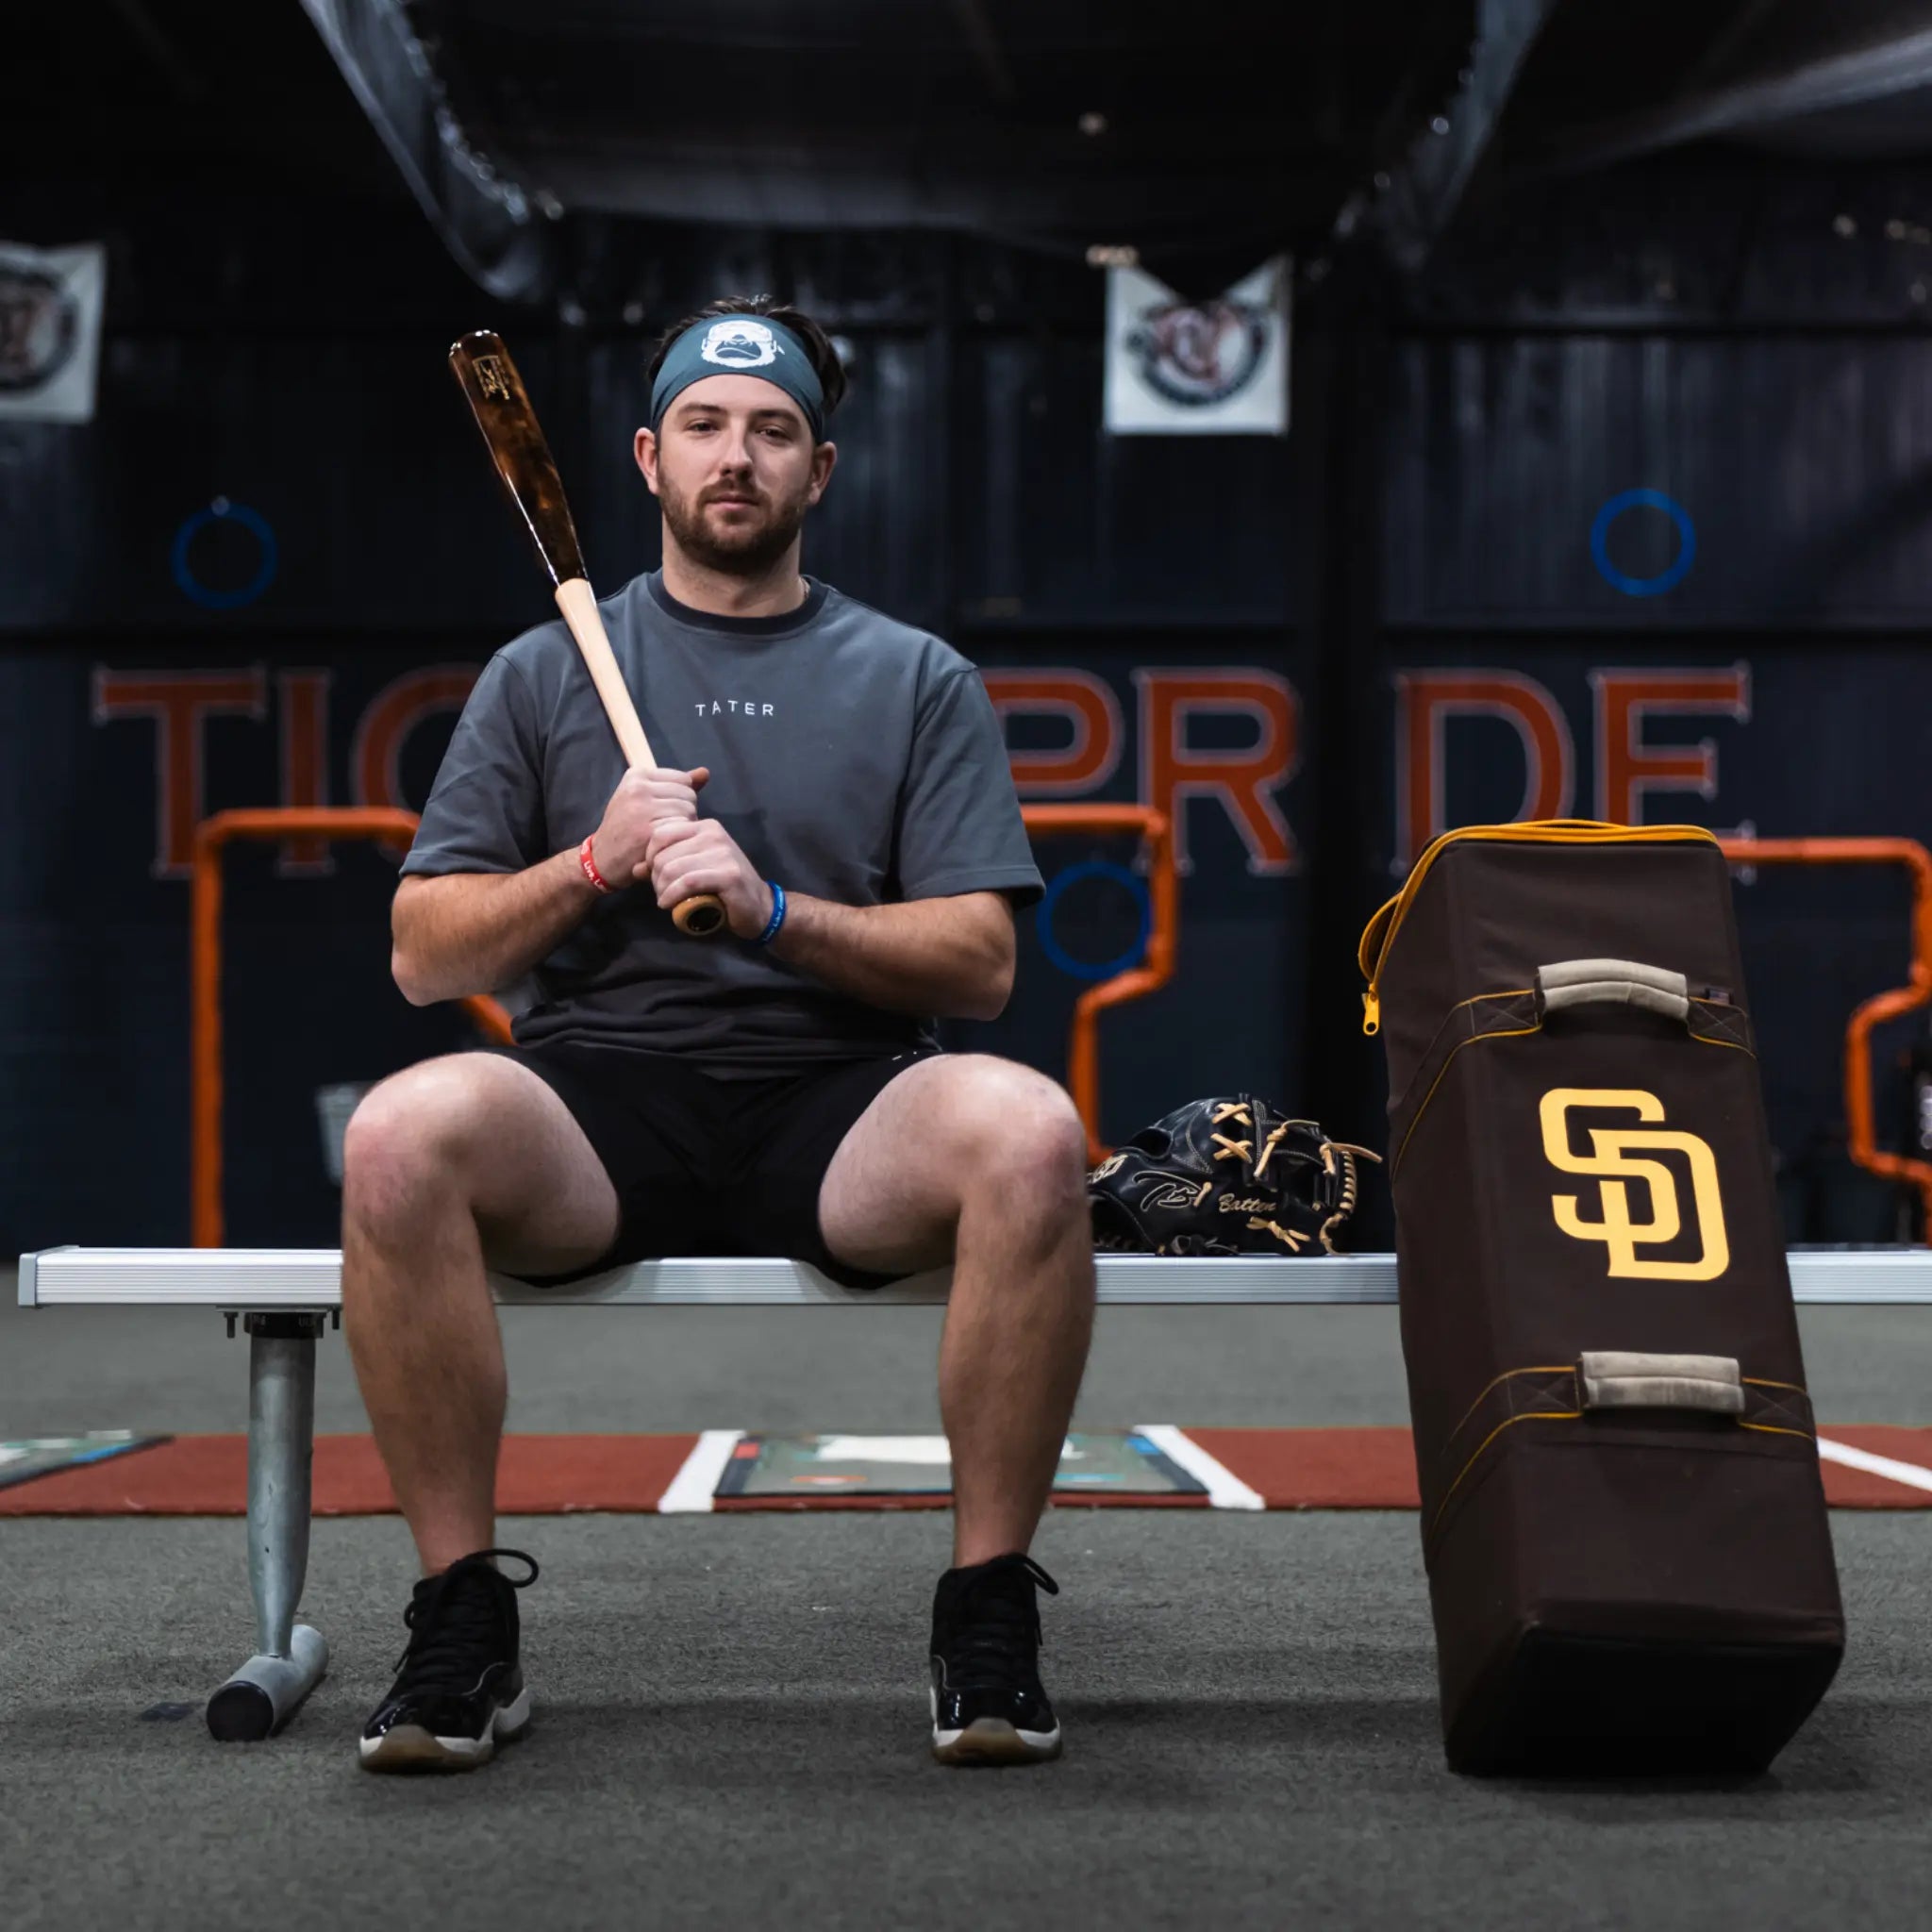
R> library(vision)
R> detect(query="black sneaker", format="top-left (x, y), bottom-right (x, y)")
top-left (359, 1548), bottom-right (538, 1773)
top-left (929, 1553), bottom-right (1062, 1766)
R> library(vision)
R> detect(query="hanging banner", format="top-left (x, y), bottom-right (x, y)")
top-left (0, 242), bottom-right (107, 424)
top-left (1104, 256), bottom-right (1290, 436)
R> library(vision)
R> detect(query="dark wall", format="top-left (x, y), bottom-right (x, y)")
top-left (0, 183), bottom-right (1298, 637)
top-left (1385, 334), bottom-right (1932, 628)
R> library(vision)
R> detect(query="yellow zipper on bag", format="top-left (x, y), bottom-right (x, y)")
top-left (1357, 821), bottom-right (1720, 1036)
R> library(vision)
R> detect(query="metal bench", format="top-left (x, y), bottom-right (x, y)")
top-left (18, 1243), bottom-right (1932, 1740)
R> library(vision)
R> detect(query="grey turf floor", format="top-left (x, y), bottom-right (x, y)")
top-left (2, 1512), bottom-right (1929, 1931)
top-left (7, 1269), bottom-right (1932, 1927)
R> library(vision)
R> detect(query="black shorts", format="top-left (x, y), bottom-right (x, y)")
top-left (481, 1040), bottom-right (939, 1289)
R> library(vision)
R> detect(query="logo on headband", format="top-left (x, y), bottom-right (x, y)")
top-left (700, 320), bottom-right (785, 370)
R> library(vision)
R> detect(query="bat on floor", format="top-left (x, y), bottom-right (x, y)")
top-left (448, 330), bottom-right (725, 939)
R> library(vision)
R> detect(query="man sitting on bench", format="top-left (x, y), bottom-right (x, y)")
top-left (341, 297), bottom-right (1094, 1774)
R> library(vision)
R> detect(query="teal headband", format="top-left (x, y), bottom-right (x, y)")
top-left (649, 314), bottom-right (825, 441)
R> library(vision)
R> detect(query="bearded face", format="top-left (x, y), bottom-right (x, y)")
top-left (654, 452), bottom-right (814, 576)
top-left (644, 373), bottom-right (825, 578)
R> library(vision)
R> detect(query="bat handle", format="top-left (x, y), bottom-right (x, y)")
top-left (554, 578), bottom-right (727, 941)
top-left (674, 894), bottom-right (727, 937)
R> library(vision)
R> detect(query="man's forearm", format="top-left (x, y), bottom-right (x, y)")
top-left (391, 850), bottom-right (599, 1005)
top-left (768, 892), bottom-right (1013, 1022)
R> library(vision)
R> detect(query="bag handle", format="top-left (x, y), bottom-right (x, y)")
top-left (1537, 958), bottom-right (1690, 1023)
top-left (1578, 1351), bottom-right (1744, 1416)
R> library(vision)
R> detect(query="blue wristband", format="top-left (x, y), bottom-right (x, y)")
top-left (753, 882), bottom-right (787, 946)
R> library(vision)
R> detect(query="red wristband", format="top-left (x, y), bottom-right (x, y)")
top-left (578, 835), bottom-right (613, 894)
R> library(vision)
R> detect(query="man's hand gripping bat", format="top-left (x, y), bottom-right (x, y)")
top-left (448, 330), bottom-right (726, 939)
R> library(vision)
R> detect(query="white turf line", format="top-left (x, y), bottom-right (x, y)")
top-left (658, 1430), bottom-right (745, 1514)
top-left (655, 1427), bottom-right (1267, 1513)
top-left (1816, 1436), bottom-right (1932, 1496)
top-left (1134, 1424), bottom-right (1266, 1511)
top-left (609, 1429), bottom-right (1932, 1514)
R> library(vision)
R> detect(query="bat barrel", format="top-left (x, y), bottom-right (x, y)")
top-left (448, 332), bottom-right (587, 586)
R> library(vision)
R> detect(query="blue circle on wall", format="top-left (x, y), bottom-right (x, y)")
top-left (1036, 860), bottom-right (1153, 982)
top-left (171, 497), bottom-right (278, 610)
top-left (1591, 489), bottom-right (1695, 597)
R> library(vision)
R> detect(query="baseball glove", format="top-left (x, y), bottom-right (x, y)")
top-left (1087, 1095), bottom-right (1380, 1257)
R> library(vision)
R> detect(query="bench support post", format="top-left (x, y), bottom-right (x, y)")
top-left (206, 1313), bottom-right (330, 1740)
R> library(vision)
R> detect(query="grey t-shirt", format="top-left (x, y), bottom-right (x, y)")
top-left (402, 571), bottom-right (1043, 1070)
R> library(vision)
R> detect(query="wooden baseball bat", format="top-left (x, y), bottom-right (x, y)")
top-left (447, 329), bottom-right (725, 939)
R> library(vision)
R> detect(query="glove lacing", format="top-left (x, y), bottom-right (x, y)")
top-left (1316, 1139), bottom-right (1383, 1254)
top-left (1210, 1101), bottom-right (1262, 1170)
top-left (1224, 1106), bottom-right (1386, 1256)
top-left (1215, 1106), bottom-right (1321, 1253)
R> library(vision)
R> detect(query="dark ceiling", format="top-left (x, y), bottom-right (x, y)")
top-left (1497, 0), bottom-right (1932, 169)
top-left (403, 0), bottom-right (1468, 239)
top-left (7, 0), bottom-right (393, 191)
top-left (11, 0), bottom-right (1932, 308)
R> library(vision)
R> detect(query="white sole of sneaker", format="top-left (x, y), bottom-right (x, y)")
top-left (358, 1688), bottom-right (532, 1773)
top-left (930, 1691), bottom-right (1062, 1767)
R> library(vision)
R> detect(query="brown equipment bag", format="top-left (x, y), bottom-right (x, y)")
top-left (1359, 821), bottom-right (1844, 1775)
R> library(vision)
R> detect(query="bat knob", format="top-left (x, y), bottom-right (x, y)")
top-left (674, 894), bottom-right (727, 939)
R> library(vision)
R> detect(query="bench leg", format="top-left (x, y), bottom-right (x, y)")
top-left (207, 1313), bottom-right (330, 1740)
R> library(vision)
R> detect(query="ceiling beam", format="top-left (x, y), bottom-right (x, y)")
top-left (1543, 22), bottom-right (1932, 173)
top-left (107, 0), bottom-right (207, 103)
top-left (949, 0), bottom-right (1019, 107)
top-left (297, 0), bottom-right (557, 304)
top-left (1372, 0), bottom-right (1557, 274)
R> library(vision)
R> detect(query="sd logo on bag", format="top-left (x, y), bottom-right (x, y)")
top-left (1360, 823), bottom-right (1843, 1776)
top-left (1541, 1089), bottom-right (1729, 1280)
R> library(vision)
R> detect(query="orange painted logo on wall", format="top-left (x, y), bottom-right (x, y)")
top-left (1395, 671), bottom-right (1574, 870)
top-left (89, 657), bottom-right (1758, 887)
top-left (1591, 666), bottom-right (1751, 825)
top-left (1394, 663), bottom-right (1753, 866)
top-left (92, 668), bottom-right (267, 877)
top-left (986, 666), bottom-right (1299, 876)
top-left (981, 672), bottom-right (1122, 795)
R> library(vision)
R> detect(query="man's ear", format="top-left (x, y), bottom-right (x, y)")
top-left (635, 425), bottom-right (660, 496)
top-left (808, 439), bottom-right (838, 507)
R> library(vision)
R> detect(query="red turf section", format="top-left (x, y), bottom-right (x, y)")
top-left (1197, 1426), bottom-right (1423, 1507)
top-left (0, 1433), bottom-right (702, 1517)
top-left (2, 1426), bottom-right (1931, 1514)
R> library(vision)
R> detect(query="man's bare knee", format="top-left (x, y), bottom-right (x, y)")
top-left (341, 1061), bottom-right (485, 1233)
top-left (342, 1054), bottom-right (619, 1273)
top-left (952, 1061), bottom-right (1089, 1213)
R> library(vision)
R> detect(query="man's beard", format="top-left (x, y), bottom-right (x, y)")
top-left (659, 475), bottom-right (809, 576)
